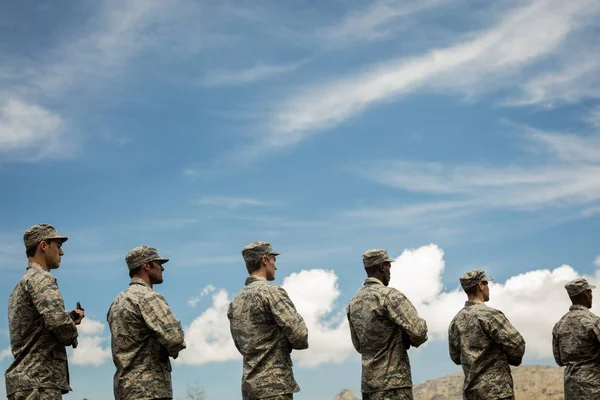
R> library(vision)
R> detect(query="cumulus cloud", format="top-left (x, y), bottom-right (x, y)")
top-left (178, 243), bottom-right (600, 366)
top-left (178, 270), bottom-right (353, 366)
top-left (70, 317), bottom-right (112, 366)
top-left (188, 284), bottom-right (217, 308)
top-left (0, 347), bottom-right (12, 361)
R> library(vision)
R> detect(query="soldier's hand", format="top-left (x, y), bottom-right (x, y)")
top-left (71, 308), bottom-right (85, 325)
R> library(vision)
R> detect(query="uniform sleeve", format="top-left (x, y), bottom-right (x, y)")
top-left (346, 305), bottom-right (361, 353)
top-left (227, 302), bottom-right (243, 355)
top-left (552, 322), bottom-right (564, 366)
top-left (385, 290), bottom-right (428, 348)
top-left (269, 286), bottom-right (308, 350)
top-left (28, 274), bottom-right (78, 345)
top-left (484, 309), bottom-right (525, 366)
top-left (448, 319), bottom-right (461, 365)
top-left (140, 291), bottom-right (186, 358)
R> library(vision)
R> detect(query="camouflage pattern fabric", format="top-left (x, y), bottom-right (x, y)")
top-left (362, 249), bottom-right (395, 269)
top-left (241, 241), bottom-right (280, 264)
top-left (552, 304), bottom-right (600, 399)
top-left (448, 300), bottom-right (525, 400)
top-left (8, 388), bottom-right (63, 400)
top-left (262, 395), bottom-right (293, 400)
top-left (107, 278), bottom-right (186, 400)
top-left (362, 387), bottom-right (413, 400)
top-left (125, 246), bottom-right (169, 270)
top-left (564, 278), bottom-right (596, 297)
top-left (5, 262), bottom-right (78, 397)
top-left (22, 224), bottom-right (68, 249)
top-left (459, 270), bottom-right (493, 291)
top-left (347, 277), bottom-right (428, 394)
top-left (227, 276), bottom-right (308, 400)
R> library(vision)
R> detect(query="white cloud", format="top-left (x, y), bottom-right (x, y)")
top-left (595, 255), bottom-right (600, 268)
top-left (283, 270), bottom-right (354, 367)
top-left (70, 317), bottom-right (112, 366)
top-left (188, 285), bottom-right (217, 308)
top-left (177, 289), bottom-right (240, 365)
top-left (346, 129), bottom-right (600, 223)
top-left (0, 347), bottom-right (12, 361)
top-left (0, 99), bottom-right (65, 158)
top-left (177, 243), bottom-right (600, 367)
top-left (200, 62), bottom-right (301, 87)
top-left (321, 0), bottom-right (449, 45)
top-left (588, 107), bottom-right (600, 128)
top-left (197, 196), bottom-right (271, 210)
top-left (254, 0), bottom-right (600, 152)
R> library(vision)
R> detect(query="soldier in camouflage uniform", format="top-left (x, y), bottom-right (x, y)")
top-left (5, 224), bottom-right (85, 400)
top-left (347, 249), bottom-right (428, 400)
top-left (227, 241), bottom-right (309, 400)
top-left (552, 278), bottom-right (600, 399)
top-left (448, 270), bottom-right (525, 400)
top-left (107, 246), bottom-right (186, 400)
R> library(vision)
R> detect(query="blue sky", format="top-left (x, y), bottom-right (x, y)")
top-left (1, 0), bottom-right (600, 399)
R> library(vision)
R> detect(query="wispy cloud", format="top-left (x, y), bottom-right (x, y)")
top-left (588, 107), bottom-right (600, 128)
top-left (197, 196), bottom-right (272, 210)
top-left (346, 127), bottom-right (600, 225)
top-left (236, 0), bottom-right (599, 157)
top-left (320, 0), bottom-right (450, 45)
top-left (199, 62), bottom-right (302, 87)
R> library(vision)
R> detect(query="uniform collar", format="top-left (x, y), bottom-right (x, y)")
top-left (245, 275), bottom-right (267, 286)
top-left (129, 277), bottom-right (151, 289)
top-left (364, 277), bottom-right (384, 286)
top-left (569, 304), bottom-right (590, 312)
top-left (465, 299), bottom-right (485, 307)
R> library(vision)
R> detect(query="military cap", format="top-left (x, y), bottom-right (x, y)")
top-left (460, 270), bottom-right (494, 290)
top-left (565, 278), bottom-right (596, 297)
top-left (125, 246), bottom-right (169, 270)
top-left (362, 249), bottom-right (395, 269)
top-left (242, 241), bottom-right (280, 264)
top-left (23, 223), bottom-right (68, 249)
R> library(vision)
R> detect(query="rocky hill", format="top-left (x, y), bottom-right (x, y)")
top-left (334, 365), bottom-right (564, 400)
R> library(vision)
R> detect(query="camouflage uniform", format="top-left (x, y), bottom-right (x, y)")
top-left (227, 242), bottom-right (309, 400)
top-left (552, 278), bottom-right (600, 399)
top-left (347, 249), bottom-right (428, 399)
top-left (107, 246), bottom-right (186, 400)
top-left (448, 270), bottom-right (525, 400)
top-left (5, 225), bottom-right (75, 399)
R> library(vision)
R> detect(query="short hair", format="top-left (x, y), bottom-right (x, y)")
top-left (464, 284), bottom-right (480, 296)
top-left (26, 239), bottom-right (58, 258)
top-left (569, 290), bottom-right (589, 303)
top-left (245, 258), bottom-right (263, 275)
top-left (129, 265), bottom-right (142, 278)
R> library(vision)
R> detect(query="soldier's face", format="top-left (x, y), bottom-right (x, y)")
top-left (42, 240), bottom-right (64, 269)
top-left (265, 255), bottom-right (277, 281)
top-left (148, 261), bottom-right (164, 285)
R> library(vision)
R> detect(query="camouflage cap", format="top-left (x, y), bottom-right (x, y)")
top-left (362, 249), bottom-right (395, 269)
top-left (460, 270), bottom-right (494, 290)
top-left (242, 241), bottom-right (280, 264)
top-left (23, 224), bottom-right (68, 249)
top-left (125, 246), bottom-right (169, 270)
top-left (565, 278), bottom-right (596, 297)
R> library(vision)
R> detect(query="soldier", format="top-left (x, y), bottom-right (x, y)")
top-left (448, 270), bottom-right (525, 400)
top-left (5, 224), bottom-right (85, 400)
top-left (347, 249), bottom-right (428, 400)
top-left (227, 241), bottom-right (309, 400)
top-left (552, 278), bottom-right (600, 399)
top-left (107, 246), bottom-right (186, 400)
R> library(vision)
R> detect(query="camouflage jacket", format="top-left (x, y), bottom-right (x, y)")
top-left (552, 304), bottom-right (600, 399)
top-left (448, 300), bottom-right (525, 400)
top-left (107, 278), bottom-right (186, 400)
top-left (5, 261), bottom-right (78, 396)
top-left (227, 276), bottom-right (309, 400)
top-left (346, 277), bottom-right (428, 393)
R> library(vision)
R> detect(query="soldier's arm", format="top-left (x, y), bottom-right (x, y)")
top-left (270, 286), bottom-right (308, 350)
top-left (28, 274), bottom-right (78, 345)
top-left (227, 303), bottom-right (243, 355)
top-left (448, 320), bottom-right (461, 365)
top-left (346, 305), bottom-right (361, 353)
top-left (141, 291), bottom-right (186, 358)
top-left (485, 309), bottom-right (525, 366)
top-left (551, 323), bottom-right (564, 366)
top-left (386, 290), bottom-right (428, 348)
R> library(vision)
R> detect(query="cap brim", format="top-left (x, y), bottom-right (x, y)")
top-left (385, 257), bottom-right (395, 263)
top-left (588, 284), bottom-right (597, 290)
top-left (151, 258), bottom-right (169, 264)
top-left (483, 275), bottom-right (494, 282)
top-left (270, 252), bottom-right (280, 256)
top-left (45, 235), bottom-right (68, 243)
